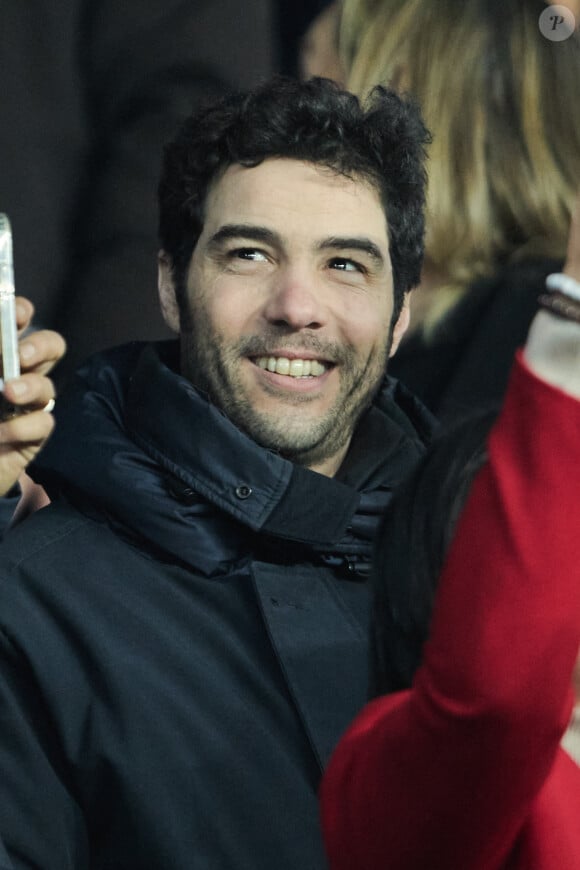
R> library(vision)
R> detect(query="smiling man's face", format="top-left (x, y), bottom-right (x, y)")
top-left (159, 158), bottom-right (409, 476)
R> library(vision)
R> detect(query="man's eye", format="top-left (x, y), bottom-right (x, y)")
top-left (329, 258), bottom-right (364, 273)
top-left (231, 248), bottom-right (268, 262)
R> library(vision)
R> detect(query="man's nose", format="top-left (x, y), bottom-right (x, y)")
top-left (263, 267), bottom-right (325, 330)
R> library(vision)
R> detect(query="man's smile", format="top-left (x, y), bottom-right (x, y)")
top-left (252, 355), bottom-right (331, 378)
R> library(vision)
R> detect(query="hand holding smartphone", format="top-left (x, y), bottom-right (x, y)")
top-left (0, 213), bottom-right (64, 496)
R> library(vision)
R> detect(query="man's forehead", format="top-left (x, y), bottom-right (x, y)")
top-left (210, 157), bottom-right (381, 196)
top-left (202, 158), bottom-right (388, 242)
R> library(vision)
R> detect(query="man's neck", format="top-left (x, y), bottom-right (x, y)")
top-left (307, 441), bottom-right (351, 478)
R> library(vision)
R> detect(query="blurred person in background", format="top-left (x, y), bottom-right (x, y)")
top-left (338, 0), bottom-right (580, 421)
top-left (321, 196), bottom-right (580, 869)
top-left (298, 1), bottom-right (344, 81)
top-left (0, 0), bottom-right (273, 382)
top-left (274, 0), bottom-right (337, 77)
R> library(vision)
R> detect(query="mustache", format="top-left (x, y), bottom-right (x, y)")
top-left (236, 331), bottom-right (351, 365)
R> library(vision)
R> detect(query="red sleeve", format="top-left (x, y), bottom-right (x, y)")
top-left (320, 353), bottom-right (580, 870)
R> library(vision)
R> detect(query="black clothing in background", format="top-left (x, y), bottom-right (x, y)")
top-left (0, 0), bottom-right (273, 381)
top-left (390, 258), bottom-right (560, 424)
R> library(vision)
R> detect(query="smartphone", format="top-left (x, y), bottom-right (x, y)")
top-left (0, 213), bottom-right (20, 387)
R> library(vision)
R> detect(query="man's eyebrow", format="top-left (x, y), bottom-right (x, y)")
top-left (207, 224), bottom-right (280, 250)
top-left (318, 236), bottom-right (386, 267)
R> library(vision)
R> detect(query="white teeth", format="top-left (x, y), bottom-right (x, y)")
top-left (289, 359), bottom-right (305, 377)
top-left (255, 356), bottom-right (328, 378)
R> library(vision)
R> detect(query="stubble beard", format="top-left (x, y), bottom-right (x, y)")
top-left (181, 320), bottom-right (390, 471)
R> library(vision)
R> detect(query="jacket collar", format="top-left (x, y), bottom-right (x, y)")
top-left (126, 344), bottom-right (359, 547)
top-left (32, 342), bottom-right (432, 573)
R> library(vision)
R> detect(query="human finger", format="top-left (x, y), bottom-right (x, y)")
top-left (0, 406), bottom-right (55, 449)
top-left (0, 409), bottom-right (55, 495)
top-left (1, 373), bottom-right (56, 411)
top-left (17, 329), bottom-right (67, 376)
top-left (15, 297), bottom-right (35, 334)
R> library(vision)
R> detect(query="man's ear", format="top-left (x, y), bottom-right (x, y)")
top-left (158, 250), bottom-right (180, 333)
top-left (389, 293), bottom-right (411, 358)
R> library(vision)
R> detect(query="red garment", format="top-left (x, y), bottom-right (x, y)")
top-left (320, 354), bottom-right (580, 870)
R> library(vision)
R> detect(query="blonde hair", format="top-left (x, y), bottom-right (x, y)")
top-left (340, 0), bottom-right (580, 327)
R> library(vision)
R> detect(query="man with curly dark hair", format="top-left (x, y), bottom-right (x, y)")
top-left (0, 76), bottom-right (433, 869)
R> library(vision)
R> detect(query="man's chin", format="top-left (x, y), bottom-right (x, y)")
top-left (240, 414), bottom-right (328, 455)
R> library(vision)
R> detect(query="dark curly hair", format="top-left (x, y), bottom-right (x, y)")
top-left (371, 409), bottom-right (497, 696)
top-left (158, 75), bottom-right (430, 319)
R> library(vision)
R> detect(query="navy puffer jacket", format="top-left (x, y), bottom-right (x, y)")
top-left (0, 341), bottom-right (434, 869)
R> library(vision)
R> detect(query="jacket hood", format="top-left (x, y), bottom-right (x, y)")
top-left (32, 342), bottom-right (434, 576)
